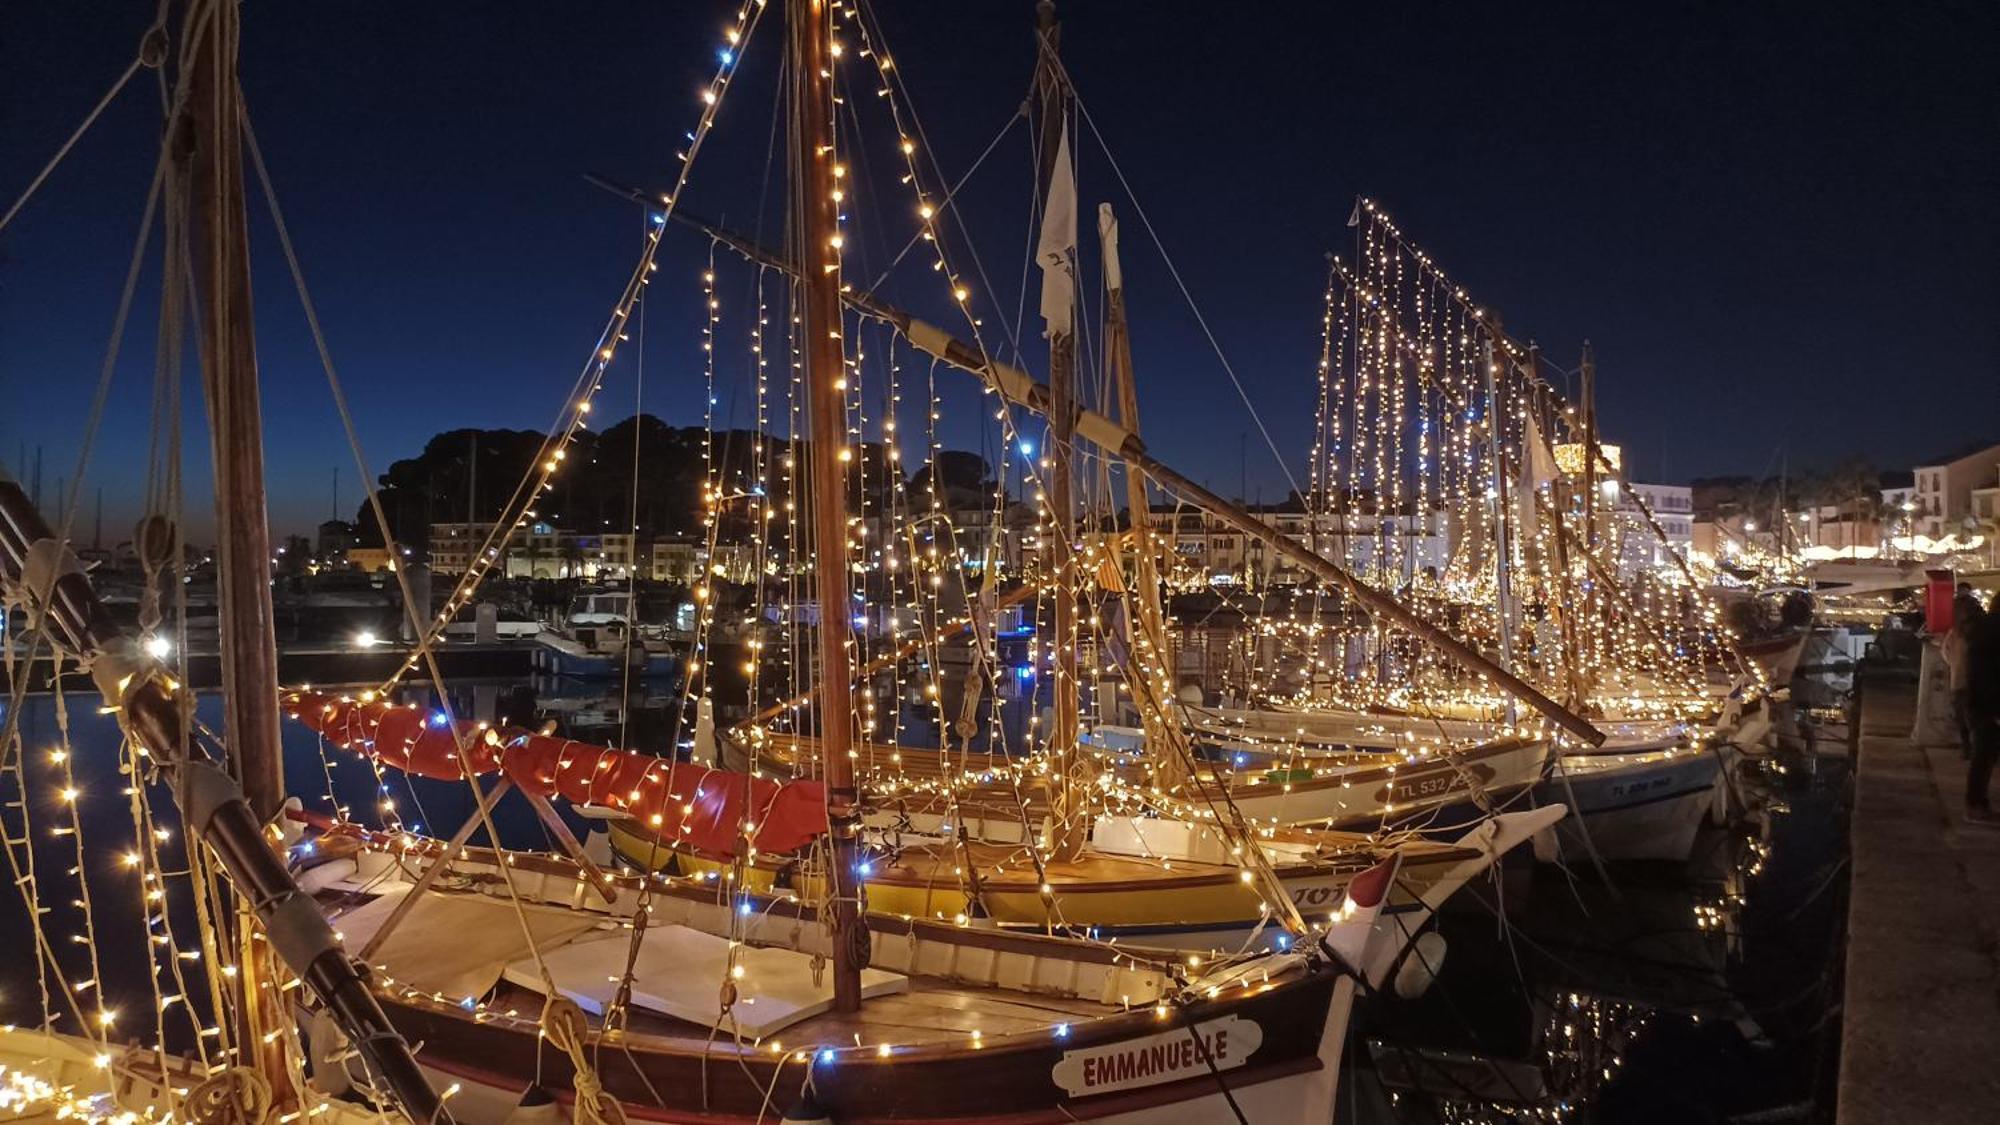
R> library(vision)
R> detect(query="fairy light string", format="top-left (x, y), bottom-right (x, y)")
top-left (377, 2), bottom-right (770, 694)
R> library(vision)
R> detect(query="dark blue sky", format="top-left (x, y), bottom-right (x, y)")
top-left (4, 0), bottom-right (1995, 541)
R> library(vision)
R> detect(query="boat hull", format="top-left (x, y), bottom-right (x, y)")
top-left (606, 806), bottom-right (1563, 989)
top-left (385, 971), bottom-right (1350, 1124)
top-left (1531, 750), bottom-right (1723, 864)
top-left (1221, 737), bottom-right (1551, 831)
top-left (531, 633), bottom-right (677, 678)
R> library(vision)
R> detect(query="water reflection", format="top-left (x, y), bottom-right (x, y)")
top-left (1347, 754), bottom-right (1845, 1124)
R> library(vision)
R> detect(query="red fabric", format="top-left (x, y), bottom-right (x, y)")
top-left (500, 735), bottom-right (826, 858)
top-left (285, 693), bottom-right (501, 780)
top-left (284, 692), bottom-right (825, 859)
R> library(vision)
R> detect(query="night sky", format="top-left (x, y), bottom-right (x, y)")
top-left (4, 0), bottom-right (1996, 542)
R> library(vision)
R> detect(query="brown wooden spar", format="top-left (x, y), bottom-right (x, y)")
top-left (1098, 204), bottom-right (1190, 792)
top-left (181, 0), bottom-right (284, 820)
top-left (174, 0), bottom-right (308, 1100)
top-left (789, 0), bottom-right (866, 1012)
top-left (626, 205), bottom-right (1605, 746)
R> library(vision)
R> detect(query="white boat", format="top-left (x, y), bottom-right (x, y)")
top-left (1531, 745), bottom-right (1730, 864)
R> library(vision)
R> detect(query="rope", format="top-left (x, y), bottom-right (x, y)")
top-left (183, 1066), bottom-right (273, 1125)
top-left (542, 995), bottom-right (628, 1125)
top-left (1041, 48), bottom-right (1304, 501)
top-left (57, 147), bottom-right (167, 545)
top-left (0, 31), bottom-right (156, 237)
top-left (861, 107), bottom-right (1024, 294)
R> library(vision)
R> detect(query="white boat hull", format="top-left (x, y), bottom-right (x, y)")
top-left (1532, 750), bottom-right (1723, 864)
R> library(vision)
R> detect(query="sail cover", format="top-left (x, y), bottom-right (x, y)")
top-left (285, 692), bottom-right (826, 859)
top-left (1037, 122), bottom-right (1078, 337)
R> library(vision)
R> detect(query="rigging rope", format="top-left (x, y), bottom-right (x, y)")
top-left (0, 30), bottom-right (156, 238)
top-left (1038, 47), bottom-right (1305, 501)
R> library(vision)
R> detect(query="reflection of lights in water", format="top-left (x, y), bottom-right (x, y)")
top-left (1381, 993), bottom-right (1654, 1123)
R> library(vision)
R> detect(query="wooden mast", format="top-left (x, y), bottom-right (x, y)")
top-left (1033, 0), bottom-right (1088, 860)
top-left (790, 0), bottom-right (865, 1012)
top-left (175, 0), bottom-right (295, 1098)
top-left (1577, 340), bottom-right (1599, 686)
top-left (1099, 204), bottom-right (1188, 791)
top-left (1581, 341), bottom-right (1599, 554)
top-left (182, 0), bottom-right (284, 820)
top-left (1479, 327), bottom-right (1519, 722)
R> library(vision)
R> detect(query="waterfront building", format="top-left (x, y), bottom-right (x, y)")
top-left (646, 537), bottom-right (702, 585)
top-left (315, 518), bottom-right (356, 561)
top-left (1910, 441), bottom-right (2000, 539)
top-left (345, 545), bottom-right (396, 574)
top-left (428, 520), bottom-right (643, 580)
top-left (1618, 482), bottom-right (1694, 575)
top-left (1144, 500), bottom-right (1449, 588)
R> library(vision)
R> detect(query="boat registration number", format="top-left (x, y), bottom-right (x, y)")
top-left (1051, 1015), bottom-right (1263, 1097)
top-left (1607, 774), bottom-right (1672, 798)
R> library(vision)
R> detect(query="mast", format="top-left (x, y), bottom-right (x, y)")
top-left (1099, 203), bottom-right (1187, 791)
top-left (1480, 330), bottom-right (1518, 722)
top-left (1580, 340), bottom-right (1598, 554)
top-left (176, 0), bottom-right (294, 1098)
top-left (1033, 0), bottom-right (1087, 860)
top-left (182, 0), bottom-right (284, 819)
top-left (789, 0), bottom-right (866, 1012)
top-left (0, 9), bottom-right (443, 1106)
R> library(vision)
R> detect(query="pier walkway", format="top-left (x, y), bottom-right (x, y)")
top-left (1838, 670), bottom-right (2000, 1124)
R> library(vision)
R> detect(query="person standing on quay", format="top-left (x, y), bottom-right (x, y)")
top-left (1964, 590), bottom-right (2000, 824)
top-left (1944, 593), bottom-right (1986, 758)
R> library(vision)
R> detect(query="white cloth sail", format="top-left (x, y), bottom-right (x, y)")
top-left (1097, 202), bottom-right (1122, 293)
top-left (1516, 408), bottom-right (1558, 538)
top-left (1522, 410), bottom-right (1558, 491)
top-left (1038, 123), bottom-right (1078, 337)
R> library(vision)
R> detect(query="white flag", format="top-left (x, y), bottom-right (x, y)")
top-left (1038, 123), bottom-right (1078, 337)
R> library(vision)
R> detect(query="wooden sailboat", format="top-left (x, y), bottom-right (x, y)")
top-left (1142, 199), bottom-right (1772, 865)
top-left (2, 5), bottom-right (1602, 1122)
top-left (503, 7), bottom-right (1592, 971)
top-left (281, 6), bottom-right (1414, 1117)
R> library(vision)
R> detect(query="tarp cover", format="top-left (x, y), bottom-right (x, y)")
top-left (501, 924), bottom-right (907, 1039)
top-left (329, 886), bottom-right (604, 1000)
top-left (285, 692), bottom-right (827, 859)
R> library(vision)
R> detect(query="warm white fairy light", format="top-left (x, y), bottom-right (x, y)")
top-left (380, 4), bottom-right (769, 692)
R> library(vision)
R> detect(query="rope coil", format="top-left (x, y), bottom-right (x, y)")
top-left (542, 995), bottom-right (628, 1125)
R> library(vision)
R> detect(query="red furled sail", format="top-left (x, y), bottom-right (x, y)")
top-left (284, 692), bottom-right (826, 859)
